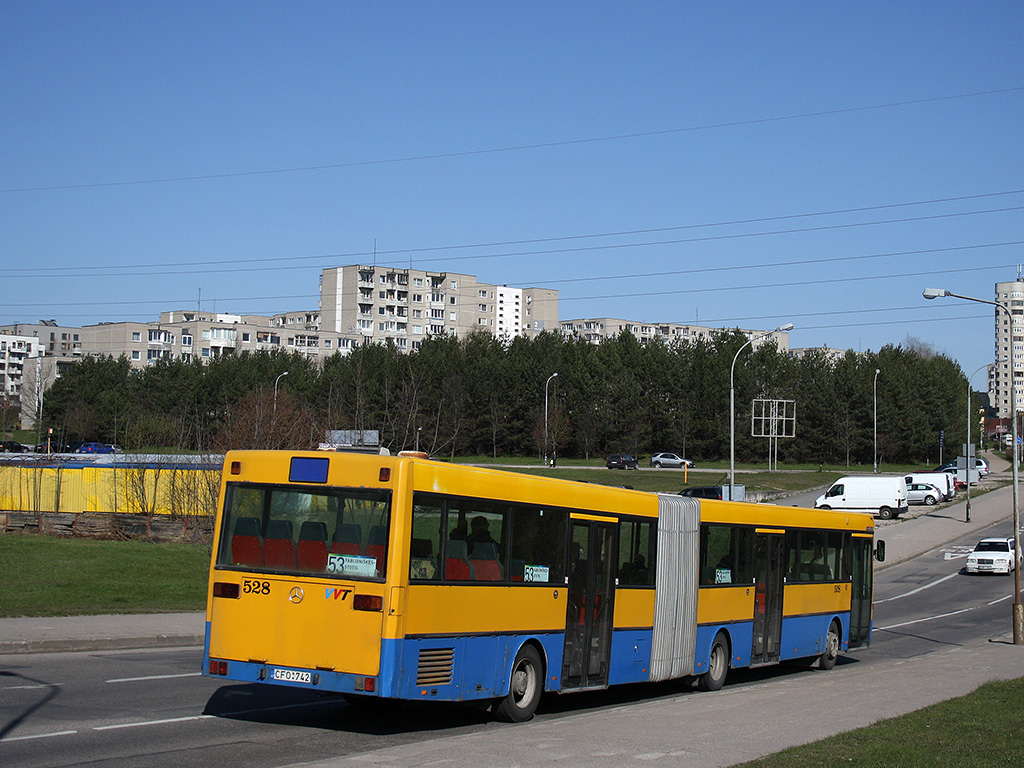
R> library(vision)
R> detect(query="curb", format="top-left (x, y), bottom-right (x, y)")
top-left (0, 633), bottom-right (204, 655)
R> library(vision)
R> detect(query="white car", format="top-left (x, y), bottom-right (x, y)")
top-left (965, 538), bottom-right (1016, 575)
top-left (650, 452), bottom-right (695, 469)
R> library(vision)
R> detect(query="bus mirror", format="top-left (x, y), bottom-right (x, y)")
top-left (874, 540), bottom-right (886, 562)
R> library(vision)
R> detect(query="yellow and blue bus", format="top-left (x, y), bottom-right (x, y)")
top-left (203, 451), bottom-right (880, 721)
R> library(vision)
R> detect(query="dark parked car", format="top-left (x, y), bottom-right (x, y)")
top-left (0, 440), bottom-right (27, 453)
top-left (606, 454), bottom-right (639, 470)
top-left (678, 486), bottom-right (724, 499)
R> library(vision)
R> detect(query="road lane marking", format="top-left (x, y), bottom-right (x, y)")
top-left (93, 715), bottom-right (215, 731)
top-left (988, 594), bottom-right (1014, 605)
top-left (1, 730), bottom-right (77, 742)
top-left (874, 572), bottom-right (959, 603)
top-left (2, 683), bottom-right (64, 690)
top-left (877, 607), bottom-right (972, 630)
top-left (105, 672), bottom-right (203, 683)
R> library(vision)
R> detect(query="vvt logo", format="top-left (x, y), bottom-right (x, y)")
top-left (325, 587), bottom-right (353, 601)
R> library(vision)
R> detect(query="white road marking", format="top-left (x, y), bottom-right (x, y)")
top-left (105, 672), bottom-right (202, 684)
top-left (875, 571), bottom-right (959, 603)
top-left (1, 730), bottom-right (77, 742)
top-left (93, 715), bottom-right (215, 731)
top-left (877, 607), bottom-right (972, 630)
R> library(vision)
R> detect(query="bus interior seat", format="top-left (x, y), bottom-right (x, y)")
top-left (445, 538), bottom-right (475, 581)
top-left (231, 516), bottom-right (264, 567)
top-left (297, 520), bottom-right (329, 572)
top-left (264, 519), bottom-right (297, 569)
top-left (331, 523), bottom-right (363, 556)
top-left (470, 541), bottom-right (502, 580)
top-left (409, 537), bottom-right (437, 579)
top-left (367, 525), bottom-right (387, 564)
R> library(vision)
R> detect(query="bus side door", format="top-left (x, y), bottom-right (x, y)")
top-left (751, 532), bottom-right (785, 665)
top-left (562, 520), bottom-right (617, 690)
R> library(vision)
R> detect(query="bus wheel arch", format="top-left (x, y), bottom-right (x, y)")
top-left (819, 619), bottom-right (841, 670)
top-left (698, 630), bottom-right (731, 692)
top-left (493, 642), bottom-right (545, 723)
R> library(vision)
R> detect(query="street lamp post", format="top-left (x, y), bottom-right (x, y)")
top-left (416, 426), bottom-right (422, 453)
top-left (924, 288), bottom-right (1022, 644)
top-left (544, 372), bottom-right (558, 467)
top-left (273, 371), bottom-right (290, 416)
top-left (730, 323), bottom-right (794, 502)
top-left (966, 359), bottom-right (1005, 523)
top-left (873, 368), bottom-right (881, 473)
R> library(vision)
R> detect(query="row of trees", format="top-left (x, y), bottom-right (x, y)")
top-left (37, 330), bottom-right (976, 466)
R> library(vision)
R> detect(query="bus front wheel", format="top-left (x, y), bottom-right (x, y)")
top-left (494, 644), bottom-right (543, 722)
top-left (819, 621), bottom-right (840, 670)
top-left (698, 633), bottom-right (729, 692)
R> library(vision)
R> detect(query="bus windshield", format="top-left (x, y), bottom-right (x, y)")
top-left (216, 482), bottom-right (391, 580)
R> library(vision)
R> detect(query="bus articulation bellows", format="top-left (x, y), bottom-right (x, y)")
top-left (203, 451), bottom-right (882, 722)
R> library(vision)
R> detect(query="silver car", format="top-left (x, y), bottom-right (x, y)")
top-left (650, 452), bottom-right (695, 469)
top-left (907, 482), bottom-right (942, 506)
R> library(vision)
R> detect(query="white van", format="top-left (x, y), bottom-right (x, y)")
top-left (814, 476), bottom-right (909, 520)
top-left (905, 472), bottom-right (956, 501)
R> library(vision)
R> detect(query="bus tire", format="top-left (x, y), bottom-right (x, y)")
top-left (878, 506), bottom-right (893, 520)
top-left (698, 632), bottom-right (729, 692)
top-left (494, 644), bottom-right (543, 723)
top-left (819, 621), bottom-right (840, 670)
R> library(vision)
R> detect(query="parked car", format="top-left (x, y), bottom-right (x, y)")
top-left (606, 454), bottom-right (639, 470)
top-left (933, 458), bottom-right (989, 476)
top-left (678, 486), bottom-right (723, 499)
top-left (965, 538), bottom-right (1016, 575)
top-left (0, 440), bottom-right (27, 453)
top-left (650, 452), bottom-right (695, 469)
top-left (74, 442), bottom-right (115, 454)
top-left (906, 482), bottom-right (942, 506)
top-left (905, 472), bottom-right (956, 501)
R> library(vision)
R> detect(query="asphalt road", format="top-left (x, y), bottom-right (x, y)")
top-left (2, 515), bottom-right (1019, 768)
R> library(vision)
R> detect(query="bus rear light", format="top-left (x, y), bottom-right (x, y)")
top-left (230, 461), bottom-right (241, 475)
top-left (355, 675), bottom-right (377, 692)
top-left (353, 594), bottom-right (383, 612)
top-left (209, 659), bottom-right (229, 676)
top-left (378, 467), bottom-right (390, 482)
top-left (213, 582), bottom-right (240, 599)
top-left (364, 677), bottom-right (376, 692)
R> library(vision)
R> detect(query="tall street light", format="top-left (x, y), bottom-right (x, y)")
top-left (544, 372), bottom-right (558, 467)
top-left (966, 358), bottom-right (1006, 523)
top-left (730, 323), bottom-right (794, 501)
top-left (273, 371), bottom-right (290, 417)
top-left (924, 287), bottom-right (1021, 644)
top-left (873, 368), bottom-right (881, 473)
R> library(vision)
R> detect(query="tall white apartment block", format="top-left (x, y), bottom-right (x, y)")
top-left (993, 279), bottom-right (1024, 418)
top-left (319, 266), bottom-right (558, 350)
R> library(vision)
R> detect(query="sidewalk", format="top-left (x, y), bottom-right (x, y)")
top-left (0, 453), bottom-right (1017, 655)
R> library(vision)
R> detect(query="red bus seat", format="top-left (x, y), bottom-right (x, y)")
top-left (264, 519), bottom-right (296, 569)
top-left (297, 521), bottom-right (329, 572)
top-left (367, 525), bottom-right (387, 565)
top-left (470, 541), bottom-right (502, 581)
top-left (231, 517), bottom-right (263, 567)
top-left (330, 523), bottom-right (363, 556)
top-left (445, 539), bottom-right (475, 581)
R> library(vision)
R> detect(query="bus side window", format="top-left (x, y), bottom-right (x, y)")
top-left (410, 495), bottom-right (444, 581)
top-left (409, 537), bottom-right (436, 580)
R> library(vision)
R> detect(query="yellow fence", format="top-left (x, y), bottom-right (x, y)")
top-left (0, 463), bottom-right (221, 517)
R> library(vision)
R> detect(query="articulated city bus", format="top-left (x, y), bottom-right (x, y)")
top-left (203, 451), bottom-right (881, 721)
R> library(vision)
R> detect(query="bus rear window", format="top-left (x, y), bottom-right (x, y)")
top-left (218, 483), bottom-right (391, 580)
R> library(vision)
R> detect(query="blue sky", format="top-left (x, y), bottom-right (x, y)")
top-left (2, 2), bottom-right (1021, 379)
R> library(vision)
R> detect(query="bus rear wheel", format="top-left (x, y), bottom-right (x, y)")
top-left (698, 633), bottom-right (729, 692)
top-left (819, 621), bottom-right (840, 670)
top-left (494, 644), bottom-right (543, 722)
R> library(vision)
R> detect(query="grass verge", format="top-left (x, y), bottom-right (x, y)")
top-left (735, 677), bottom-right (1024, 767)
top-left (0, 535), bottom-right (210, 617)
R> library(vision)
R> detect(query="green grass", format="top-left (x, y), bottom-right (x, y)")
top-left (735, 677), bottom-right (1024, 767)
top-left (0, 536), bottom-right (211, 617)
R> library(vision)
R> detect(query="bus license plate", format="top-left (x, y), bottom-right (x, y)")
top-left (272, 668), bottom-right (312, 684)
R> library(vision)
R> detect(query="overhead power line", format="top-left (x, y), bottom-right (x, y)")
top-left (4, 87), bottom-right (1022, 193)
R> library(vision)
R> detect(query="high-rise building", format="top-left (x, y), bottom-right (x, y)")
top-left (992, 279), bottom-right (1024, 418)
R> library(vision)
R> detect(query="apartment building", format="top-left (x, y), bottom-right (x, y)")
top-left (318, 266), bottom-right (559, 350)
top-left (1, 332), bottom-right (42, 415)
top-left (560, 318), bottom-right (791, 352)
top-left (992, 279), bottom-right (1024, 418)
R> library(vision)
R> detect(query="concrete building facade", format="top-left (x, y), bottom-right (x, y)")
top-left (560, 318), bottom-right (792, 352)
top-left (992, 279), bottom-right (1024, 419)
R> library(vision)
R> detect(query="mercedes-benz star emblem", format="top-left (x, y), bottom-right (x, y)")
top-left (288, 587), bottom-right (304, 604)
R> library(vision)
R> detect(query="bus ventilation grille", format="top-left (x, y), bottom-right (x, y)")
top-left (416, 648), bottom-right (455, 686)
